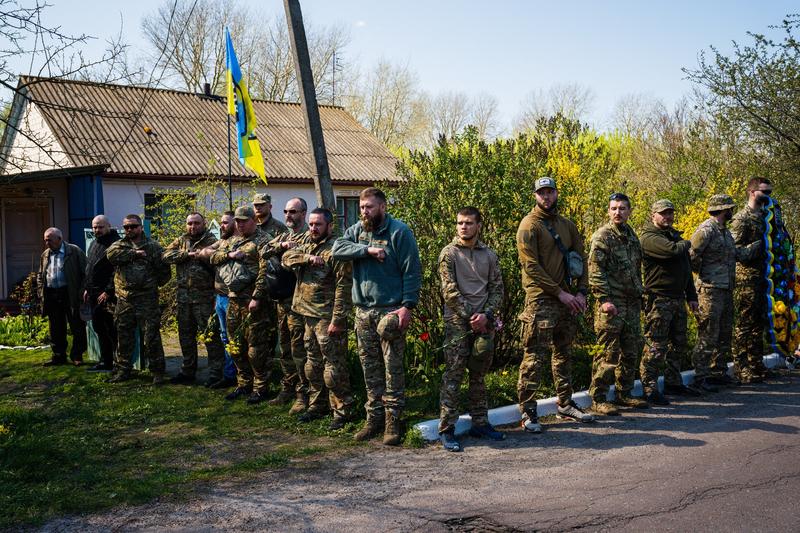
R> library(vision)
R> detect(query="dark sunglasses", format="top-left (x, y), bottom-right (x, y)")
top-left (284, 209), bottom-right (303, 214)
top-left (123, 224), bottom-right (140, 230)
top-left (609, 192), bottom-right (630, 202)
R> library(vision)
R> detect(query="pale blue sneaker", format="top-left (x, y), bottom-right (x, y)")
top-left (440, 431), bottom-right (461, 452)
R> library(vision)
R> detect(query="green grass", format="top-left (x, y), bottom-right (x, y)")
top-left (0, 348), bottom-right (361, 528)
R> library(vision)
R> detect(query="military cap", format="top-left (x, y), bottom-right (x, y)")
top-left (651, 199), bottom-right (675, 213)
top-left (234, 206), bottom-right (255, 220)
top-left (252, 192), bottom-right (271, 205)
top-left (534, 176), bottom-right (557, 192)
top-left (707, 194), bottom-right (736, 213)
top-left (377, 313), bottom-right (403, 341)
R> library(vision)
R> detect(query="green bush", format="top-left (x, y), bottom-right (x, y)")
top-left (0, 315), bottom-right (48, 346)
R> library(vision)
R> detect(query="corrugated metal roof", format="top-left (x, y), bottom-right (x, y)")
top-left (16, 76), bottom-right (399, 183)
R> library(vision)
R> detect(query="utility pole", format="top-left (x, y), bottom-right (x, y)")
top-left (283, 0), bottom-right (336, 212)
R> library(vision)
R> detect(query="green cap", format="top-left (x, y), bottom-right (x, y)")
top-left (534, 177), bottom-right (557, 192)
top-left (234, 206), bottom-right (255, 220)
top-left (707, 194), bottom-right (736, 212)
top-left (252, 193), bottom-right (271, 205)
top-left (651, 199), bottom-right (675, 213)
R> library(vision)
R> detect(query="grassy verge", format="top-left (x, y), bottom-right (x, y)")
top-left (0, 348), bottom-right (361, 528)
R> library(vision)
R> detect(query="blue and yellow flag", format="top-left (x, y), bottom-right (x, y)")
top-left (226, 28), bottom-right (266, 184)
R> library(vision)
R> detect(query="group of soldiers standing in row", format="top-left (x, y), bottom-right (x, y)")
top-left (36, 176), bottom-right (783, 452)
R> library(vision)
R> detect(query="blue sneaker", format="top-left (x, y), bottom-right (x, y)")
top-left (469, 423), bottom-right (506, 441)
top-left (439, 431), bottom-right (461, 452)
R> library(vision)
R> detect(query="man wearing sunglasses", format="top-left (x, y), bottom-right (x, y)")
top-left (261, 198), bottom-right (312, 415)
top-left (588, 193), bottom-right (649, 415)
top-left (731, 177), bottom-right (774, 383)
top-left (106, 214), bottom-right (171, 384)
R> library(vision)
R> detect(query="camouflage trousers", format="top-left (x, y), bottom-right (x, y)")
top-left (177, 294), bottom-right (225, 380)
top-left (277, 301), bottom-right (309, 395)
top-left (439, 316), bottom-right (494, 434)
top-left (692, 287), bottom-right (733, 381)
top-left (734, 282), bottom-right (768, 377)
top-left (589, 297), bottom-right (642, 402)
top-left (304, 316), bottom-right (354, 418)
top-left (355, 306), bottom-right (406, 419)
top-left (517, 296), bottom-right (578, 416)
top-left (114, 292), bottom-right (165, 374)
top-left (227, 297), bottom-right (277, 395)
top-left (639, 295), bottom-right (688, 394)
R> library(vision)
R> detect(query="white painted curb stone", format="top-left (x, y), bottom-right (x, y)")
top-left (414, 353), bottom-right (785, 441)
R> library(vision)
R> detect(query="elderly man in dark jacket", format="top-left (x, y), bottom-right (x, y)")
top-left (638, 200), bottom-right (699, 404)
top-left (83, 215), bottom-right (120, 371)
top-left (38, 227), bottom-right (87, 366)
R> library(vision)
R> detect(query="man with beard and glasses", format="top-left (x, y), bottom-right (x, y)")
top-left (198, 211), bottom-right (238, 388)
top-left (83, 215), bottom-right (120, 372)
top-left (106, 214), bottom-right (171, 384)
top-left (690, 195), bottom-right (760, 390)
top-left (516, 177), bottom-right (594, 434)
top-left (282, 208), bottom-right (354, 429)
top-left (731, 177), bottom-right (774, 383)
top-left (163, 213), bottom-right (224, 386)
top-left (261, 198), bottom-right (311, 415)
top-left (333, 187), bottom-right (421, 446)
top-left (638, 200), bottom-right (699, 404)
top-left (588, 193), bottom-right (649, 415)
top-left (438, 207), bottom-right (505, 452)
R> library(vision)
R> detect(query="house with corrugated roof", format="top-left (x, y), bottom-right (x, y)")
top-left (0, 76), bottom-right (399, 298)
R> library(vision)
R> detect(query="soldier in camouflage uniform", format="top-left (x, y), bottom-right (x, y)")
top-left (253, 192), bottom-right (288, 240)
top-left (333, 187), bottom-right (422, 446)
top-left (731, 177), bottom-right (773, 383)
top-left (263, 197), bottom-right (311, 414)
top-left (638, 200), bottom-right (699, 404)
top-left (690, 194), bottom-right (760, 390)
top-left (163, 212), bottom-right (225, 386)
top-left (516, 177), bottom-right (594, 434)
top-left (106, 214), bottom-right (171, 384)
top-left (437, 207), bottom-right (505, 452)
top-left (210, 206), bottom-right (276, 404)
top-left (588, 193), bottom-right (649, 415)
top-left (282, 208), bottom-right (354, 430)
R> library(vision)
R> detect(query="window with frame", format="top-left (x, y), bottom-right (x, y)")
top-left (336, 196), bottom-right (359, 229)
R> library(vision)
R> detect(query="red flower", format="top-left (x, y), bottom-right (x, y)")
top-left (419, 332), bottom-right (430, 342)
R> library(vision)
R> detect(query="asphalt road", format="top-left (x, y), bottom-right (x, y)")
top-left (44, 372), bottom-right (800, 532)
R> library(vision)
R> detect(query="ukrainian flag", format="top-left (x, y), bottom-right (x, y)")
top-left (226, 28), bottom-right (267, 184)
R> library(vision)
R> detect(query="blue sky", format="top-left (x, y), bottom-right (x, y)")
top-left (44, 0), bottom-right (798, 128)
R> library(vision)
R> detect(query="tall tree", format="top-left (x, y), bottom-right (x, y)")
top-left (514, 82), bottom-right (595, 132)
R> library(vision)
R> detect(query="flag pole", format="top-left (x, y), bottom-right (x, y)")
top-left (227, 112), bottom-right (233, 211)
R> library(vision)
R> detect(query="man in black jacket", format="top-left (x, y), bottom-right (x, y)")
top-left (639, 200), bottom-right (700, 404)
top-left (83, 215), bottom-right (120, 371)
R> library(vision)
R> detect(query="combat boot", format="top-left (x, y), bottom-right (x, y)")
top-left (353, 416), bottom-right (383, 441)
top-left (383, 410), bottom-right (402, 446)
top-left (591, 401), bottom-right (620, 416)
top-left (268, 389), bottom-right (294, 406)
top-left (613, 395), bottom-right (649, 409)
top-left (288, 392), bottom-right (308, 415)
top-left (152, 372), bottom-right (167, 386)
top-left (106, 371), bottom-right (131, 383)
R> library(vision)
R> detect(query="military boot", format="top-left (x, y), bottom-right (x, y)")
top-left (288, 392), bottom-right (308, 415)
top-left (613, 395), bottom-right (649, 409)
top-left (354, 416), bottom-right (384, 441)
top-left (268, 388), bottom-right (294, 406)
top-left (383, 410), bottom-right (402, 446)
top-left (152, 372), bottom-right (167, 386)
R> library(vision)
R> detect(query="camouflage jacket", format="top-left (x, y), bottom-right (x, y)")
top-left (162, 230), bottom-right (217, 302)
top-left (690, 218), bottom-right (737, 290)
top-left (731, 205), bottom-right (766, 282)
top-left (262, 223), bottom-right (310, 260)
top-left (257, 215), bottom-right (289, 242)
top-left (106, 236), bottom-right (169, 299)
top-left (282, 234), bottom-right (353, 328)
top-left (210, 228), bottom-right (269, 299)
top-left (589, 222), bottom-right (643, 303)
top-left (438, 237), bottom-right (504, 320)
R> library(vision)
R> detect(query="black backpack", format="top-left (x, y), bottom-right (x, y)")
top-left (266, 256), bottom-right (295, 300)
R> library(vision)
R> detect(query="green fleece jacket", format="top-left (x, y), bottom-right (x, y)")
top-left (639, 220), bottom-right (697, 301)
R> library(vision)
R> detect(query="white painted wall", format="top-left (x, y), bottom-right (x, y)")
top-left (4, 102), bottom-right (70, 173)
